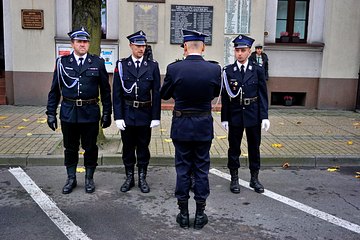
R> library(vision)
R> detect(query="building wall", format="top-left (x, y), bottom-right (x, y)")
top-left (3, 0), bottom-right (56, 105)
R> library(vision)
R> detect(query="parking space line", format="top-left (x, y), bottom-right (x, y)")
top-left (9, 167), bottom-right (91, 240)
top-left (210, 168), bottom-right (360, 234)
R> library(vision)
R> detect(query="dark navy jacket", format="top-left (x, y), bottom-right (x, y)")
top-left (161, 55), bottom-right (222, 141)
top-left (112, 56), bottom-right (161, 126)
top-left (46, 53), bottom-right (112, 123)
top-left (221, 60), bottom-right (268, 128)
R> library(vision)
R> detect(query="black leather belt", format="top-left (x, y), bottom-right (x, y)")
top-left (125, 100), bottom-right (152, 108)
top-left (173, 110), bottom-right (211, 117)
top-left (231, 96), bottom-right (258, 105)
top-left (63, 97), bottom-right (98, 106)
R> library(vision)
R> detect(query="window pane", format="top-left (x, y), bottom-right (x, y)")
top-left (277, 1), bottom-right (288, 19)
top-left (295, 1), bottom-right (307, 20)
top-left (101, 0), bottom-right (106, 39)
top-left (276, 20), bottom-right (287, 38)
top-left (294, 20), bottom-right (305, 39)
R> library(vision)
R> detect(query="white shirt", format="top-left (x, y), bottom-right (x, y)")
top-left (74, 53), bottom-right (87, 66)
top-left (236, 59), bottom-right (249, 72)
top-left (132, 56), bottom-right (144, 67)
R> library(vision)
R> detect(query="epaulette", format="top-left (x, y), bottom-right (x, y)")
top-left (119, 58), bottom-right (127, 62)
top-left (169, 59), bottom-right (182, 65)
top-left (208, 60), bottom-right (219, 64)
top-left (152, 59), bottom-right (157, 63)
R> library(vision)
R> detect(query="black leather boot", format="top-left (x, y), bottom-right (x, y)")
top-left (249, 170), bottom-right (264, 193)
top-left (176, 200), bottom-right (190, 228)
top-left (62, 166), bottom-right (77, 194)
top-left (120, 166), bottom-right (135, 192)
top-left (138, 166), bottom-right (150, 193)
top-left (85, 167), bottom-right (96, 193)
top-left (194, 201), bottom-right (208, 230)
top-left (229, 169), bottom-right (240, 194)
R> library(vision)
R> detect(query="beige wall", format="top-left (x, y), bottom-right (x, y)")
top-left (4, 0), bottom-right (56, 72)
top-left (118, 0), bottom-right (225, 73)
top-left (321, 0), bottom-right (360, 79)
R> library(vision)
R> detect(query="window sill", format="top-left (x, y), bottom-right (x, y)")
top-left (264, 42), bottom-right (325, 52)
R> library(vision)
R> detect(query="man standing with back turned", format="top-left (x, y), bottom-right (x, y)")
top-left (161, 29), bottom-right (221, 229)
top-left (221, 35), bottom-right (270, 195)
top-left (46, 27), bottom-right (112, 194)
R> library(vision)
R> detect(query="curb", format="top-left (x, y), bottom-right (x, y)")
top-left (1, 154), bottom-right (359, 167)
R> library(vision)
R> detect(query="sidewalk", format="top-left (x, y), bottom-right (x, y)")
top-left (0, 105), bottom-right (359, 167)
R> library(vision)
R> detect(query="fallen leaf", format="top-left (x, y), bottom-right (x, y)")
top-left (279, 122), bottom-right (285, 125)
top-left (327, 166), bottom-right (339, 172)
top-left (1, 125), bottom-right (11, 128)
top-left (26, 133), bottom-right (32, 136)
top-left (216, 135), bottom-right (227, 140)
top-left (76, 167), bottom-right (85, 173)
top-left (355, 175), bottom-right (360, 178)
top-left (296, 121), bottom-right (302, 124)
top-left (37, 118), bottom-right (47, 123)
top-left (0, 116), bottom-right (7, 120)
top-left (282, 162), bottom-right (290, 168)
top-left (347, 140), bottom-right (353, 145)
top-left (22, 118), bottom-right (30, 122)
top-left (271, 143), bottom-right (283, 148)
top-left (356, 172), bottom-right (360, 175)
top-left (353, 122), bottom-right (360, 126)
top-left (164, 139), bottom-right (172, 143)
top-left (17, 126), bottom-right (26, 130)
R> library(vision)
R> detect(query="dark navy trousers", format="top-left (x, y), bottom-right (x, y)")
top-left (227, 124), bottom-right (261, 171)
top-left (173, 140), bottom-right (212, 202)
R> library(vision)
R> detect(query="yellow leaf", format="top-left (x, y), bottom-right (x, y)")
top-left (353, 122), bottom-right (360, 126)
top-left (271, 143), bottom-right (283, 148)
top-left (347, 140), bottom-right (353, 145)
top-left (17, 126), bottom-right (26, 130)
top-left (37, 118), bottom-right (47, 123)
top-left (355, 175), bottom-right (360, 178)
top-left (164, 138), bottom-right (172, 143)
top-left (0, 116), bottom-right (7, 120)
top-left (22, 118), bottom-right (30, 122)
top-left (76, 167), bottom-right (85, 173)
top-left (327, 166), bottom-right (339, 172)
top-left (26, 133), bottom-right (33, 136)
top-left (1, 125), bottom-right (11, 128)
top-left (216, 135), bottom-right (227, 140)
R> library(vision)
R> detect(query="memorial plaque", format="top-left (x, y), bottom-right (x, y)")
top-left (21, 9), bottom-right (44, 29)
top-left (225, 0), bottom-right (251, 34)
top-left (134, 3), bottom-right (158, 43)
top-left (170, 5), bottom-right (213, 45)
top-left (224, 36), bottom-right (235, 65)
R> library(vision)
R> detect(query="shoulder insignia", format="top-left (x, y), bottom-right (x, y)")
top-left (208, 60), bottom-right (219, 64)
top-left (119, 58), bottom-right (127, 62)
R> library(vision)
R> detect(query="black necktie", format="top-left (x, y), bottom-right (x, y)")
top-left (240, 65), bottom-right (245, 80)
top-left (136, 60), bottom-right (140, 72)
top-left (78, 57), bottom-right (84, 72)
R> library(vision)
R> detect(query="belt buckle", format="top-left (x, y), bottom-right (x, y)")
top-left (76, 99), bottom-right (83, 106)
top-left (244, 98), bottom-right (251, 105)
top-left (133, 101), bottom-right (139, 108)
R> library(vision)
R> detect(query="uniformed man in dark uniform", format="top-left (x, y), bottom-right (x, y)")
top-left (46, 27), bottom-right (112, 194)
top-left (161, 29), bottom-right (221, 229)
top-left (221, 35), bottom-right (270, 194)
top-left (249, 44), bottom-right (269, 81)
top-left (113, 30), bottom-right (161, 193)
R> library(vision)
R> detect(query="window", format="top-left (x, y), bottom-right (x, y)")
top-left (276, 0), bottom-right (309, 43)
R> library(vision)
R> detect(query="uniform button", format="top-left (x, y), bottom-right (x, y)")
top-left (243, 107), bottom-right (245, 109)
top-left (80, 83), bottom-right (82, 86)
top-left (79, 76), bottom-right (82, 78)
top-left (137, 79), bottom-right (139, 81)
top-left (80, 91), bottom-right (82, 94)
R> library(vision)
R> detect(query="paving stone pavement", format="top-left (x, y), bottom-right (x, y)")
top-left (0, 105), bottom-right (359, 167)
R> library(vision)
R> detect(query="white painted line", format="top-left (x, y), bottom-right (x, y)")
top-left (210, 168), bottom-right (360, 234)
top-left (9, 167), bottom-right (91, 240)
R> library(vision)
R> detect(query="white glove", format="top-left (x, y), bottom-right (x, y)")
top-left (221, 121), bottom-right (229, 131)
top-left (150, 120), bottom-right (160, 128)
top-left (261, 119), bottom-right (270, 131)
top-left (115, 119), bottom-right (126, 131)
